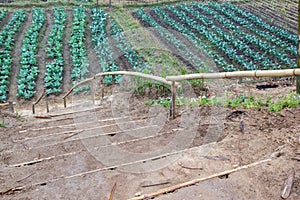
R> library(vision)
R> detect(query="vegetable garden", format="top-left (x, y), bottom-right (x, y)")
top-left (0, 2), bottom-right (297, 103)
top-left (0, 1), bottom-right (299, 199)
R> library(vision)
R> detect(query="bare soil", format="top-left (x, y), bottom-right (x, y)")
top-left (35, 9), bottom-right (54, 99)
top-left (0, 82), bottom-right (299, 199)
top-left (61, 8), bottom-right (73, 93)
top-left (7, 10), bottom-right (32, 102)
top-left (85, 8), bottom-right (101, 76)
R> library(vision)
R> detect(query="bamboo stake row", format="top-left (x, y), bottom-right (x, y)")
top-left (32, 69), bottom-right (300, 115)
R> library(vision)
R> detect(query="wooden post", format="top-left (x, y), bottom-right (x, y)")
top-left (64, 98), bottom-right (67, 108)
top-left (32, 104), bottom-right (35, 115)
top-left (109, 0), bottom-right (112, 7)
top-left (297, 1), bottom-right (300, 94)
top-left (170, 81), bottom-right (176, 119)
top-left (100, 76), bottom-right (104, 100)
top-left (92, 80), bottom-right (95, 105)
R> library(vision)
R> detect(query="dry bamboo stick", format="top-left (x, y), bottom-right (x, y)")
top-left (62, 71), bottom-right (180, 100)
top-left (128, 158), bottom-right (272, 200)
top-left (281, 169), bottom-right (295, 199)
top-left (10, 150), bottom-right (83, 167)
top-left (19, 118), bottom-right (148, 142)
top-left (25, 125), bottom-right (158, 150)
top-left (19, 116), bottom-right (129, 133)
top-left (3, 142), bottom-right (216, 195)
top-left (109, 183), bottom-right (117, 200)
top-left (166, 69), bottom-right (300, 82)
top-left (10, 128), bottom-right (183, 168)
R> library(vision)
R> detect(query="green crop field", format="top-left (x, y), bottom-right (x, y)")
top-left (0, 1), bottom-right (297, 103)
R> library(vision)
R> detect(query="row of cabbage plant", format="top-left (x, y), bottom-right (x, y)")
top-left (135, 9), bottom-right (207, 72)
top-left (206, 3), bottom-right (295, 65)
top-left (0, 10), bottom-right (26, 102)
top-left (17, 8), bottom-right (45, 99)
top-left (110, 21), bottom-right (150, 72)
top-left (69, 6), bottom-right (89, 92)
top-left (178, 4), bottom-right (280, 70)
top-left (44, 7), bottom-right (66, 95)
top-left (0, 10), bottom-right (8, 23)
top-left (222, 3), bottom-right (297, 45)
top-left (90, 8), bottom-right (121, 85)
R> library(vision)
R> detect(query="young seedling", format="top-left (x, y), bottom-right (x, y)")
top-left (0, 116), bottom-right (12, 129)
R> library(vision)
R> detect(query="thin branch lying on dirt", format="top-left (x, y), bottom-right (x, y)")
top-left (34, 115), bottom-right (51, 119)
top-left (178, 162), bottom-right (203, 170)
top-left (3, 143), bottom-right (217, 196)
top-left (141, 181), bottom-right (170, 188)
top-left (63, 130), bottom-right (83, 140)
top-left (226, 110), bottom-right (248, 119)
top-left (281, 169), bottom-right (295, 199)
top-left (203, 155), bottom-right (230, 161)
top-left (16, 172), bottom-right (36, 183)
top-left (109, 183), bottom-right (117, 200)
top-left (0, 187), bottom-right (22, 195)
top-left (128, 158), bottom-right (272, 200)
top-left (291, 157), bottom-right (300, 161)
top-left (10, 150), bottom-right (83, 167)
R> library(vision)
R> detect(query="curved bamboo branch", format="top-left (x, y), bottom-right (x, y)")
top-left (32, 89), bottom-right (46, 105)
top-left (62, 71), bottom-right (180, 100)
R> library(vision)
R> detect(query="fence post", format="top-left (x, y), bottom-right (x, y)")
top-left (170, 81), bottom-right (176, 119)
top-left (92, 79), bottom-right (95, 105)
top-left (32, 104), bottom-right (35, 115)
top-left (64, 97), bottom-right (67, 108)
top-left (100, 76), bottom-right (104, 99)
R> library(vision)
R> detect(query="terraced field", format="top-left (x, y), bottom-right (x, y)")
top-left (0, 2), bottom-right (297, 104)
top-left (0, 1), bottom-right (299, 199)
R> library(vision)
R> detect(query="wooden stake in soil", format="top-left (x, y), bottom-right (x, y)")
top-left (170, 81), bottom-right (176, 119)
top-left (109, 183), bottom-right (117, 200)
top-left (64, 97), bottom-right (67, 108)
top-left (100, 75), bottom-right (104, 100)
top-left (128, 158), bottom-right (272, 200)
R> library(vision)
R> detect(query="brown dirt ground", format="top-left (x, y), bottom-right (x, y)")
top-left (7, 10), bottom-right (32, 103)
top-left (0, 81), bottom-right (299, 200)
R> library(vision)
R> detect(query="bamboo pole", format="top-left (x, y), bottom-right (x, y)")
top-left (61, 71), bottom-right (179, 102)
top-left (32, 89), bottom-right (46, 114)
top-left (0, 103), bottom-right (9, 107)
top-left (166, 69), bottom-right (300, 82)
top-left (128, 158), bottom-right (272, 200)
